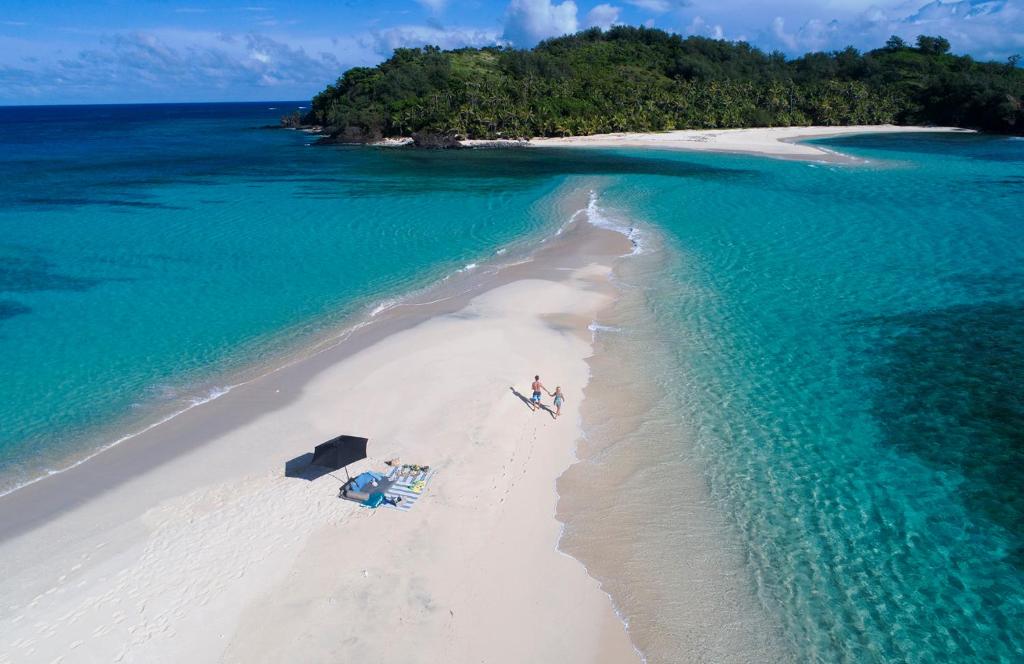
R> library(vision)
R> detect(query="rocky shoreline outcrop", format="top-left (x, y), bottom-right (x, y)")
top-left (277, 115), bottom-right (528, 150)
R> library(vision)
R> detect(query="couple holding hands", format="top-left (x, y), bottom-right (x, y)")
top-left (530, 375), bottom-right (565, 418)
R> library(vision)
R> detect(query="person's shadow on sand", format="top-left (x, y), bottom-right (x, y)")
top-left (509, 387), bottom-right (556, 419)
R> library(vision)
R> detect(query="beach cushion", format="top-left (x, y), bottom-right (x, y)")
top-left (351, 471), bottom-right (382, 492)
top-left (364, 492), bottom-right (385, 508)
top-left (341, 489), bottom-right (371, 502)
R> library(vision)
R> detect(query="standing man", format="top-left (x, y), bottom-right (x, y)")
top-left (530, 375), bottom-right (547, 412)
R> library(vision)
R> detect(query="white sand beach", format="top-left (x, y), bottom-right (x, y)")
top-left (0, 220), bottom-right (639, 662)
top-left (527, 125), bottom-right (973, 162)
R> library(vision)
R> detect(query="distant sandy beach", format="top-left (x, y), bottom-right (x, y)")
top-left (0, 200), bottom-right (640, 663)
top-left (525, 125), bottom-right (974, 162)
top-left (374, 124), bottom-right (972, 164)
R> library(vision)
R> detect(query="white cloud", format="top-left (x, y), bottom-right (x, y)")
top-left (743, 0), bottom-right (1024, 58)
top-left (686, 15), bottom-right (723, 39)
top-left (363, 24), bottom-right (501, 55)
top-left (502, 0), bottom-right (579, 45)
top-left (0, 20), bottom-right (514, 102)
top-left (3, 0), bottom-right (1021, 105)
top-left (649, 0), bottom-right (1022, 58)
top-left (771, 16), bottom-right (797, 51)
top-left (0, 29), bottom-right (364, 103)
top-left (796, 18), bottom-right (837, 52)
top-left (889, 0), bottom-right (1023, 60)
top-left (908, 0), bottom-right (1007, 22)
top-left (586, 3), bottom-right (621, 29)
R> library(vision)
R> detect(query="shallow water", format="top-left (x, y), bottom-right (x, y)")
top-left (0, 103), bottom-right (569, 492)
top-left (3, 107), bottom-right (1022, 661)
top-left (576, 134), bottom-right (1024, 661)
top-left (0, 103), bottom-right (758, 495)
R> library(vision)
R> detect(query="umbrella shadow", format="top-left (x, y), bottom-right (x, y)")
top-left (284, 452), bottom-right (336, 481)
top-left (509, 387), bottom-right (557, 419)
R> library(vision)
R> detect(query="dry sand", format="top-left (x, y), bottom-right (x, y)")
top-left (377, 125), bottom-right (971, 162)
top-left (0, 219), bottom-right (639, 663)
top-left (528, 125), bottom-right (973, 162)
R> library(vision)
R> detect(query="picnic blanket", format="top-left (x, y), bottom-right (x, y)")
top-left (382, 467), bottom-right (436, 512)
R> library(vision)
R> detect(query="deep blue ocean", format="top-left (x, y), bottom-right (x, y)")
top-left (1, 103), bottom-right (1021, 661)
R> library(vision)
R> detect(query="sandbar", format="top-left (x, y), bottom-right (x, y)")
top-left (525, 125), bottom-right (974, 162)
top-left (0, 208), bottom-right (639, 663)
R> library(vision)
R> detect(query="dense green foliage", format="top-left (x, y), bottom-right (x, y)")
top-left (308, 27), bottom-right (1024, 139)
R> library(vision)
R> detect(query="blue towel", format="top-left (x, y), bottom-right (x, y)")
top-left (364, 492), bottom-right (385, 508)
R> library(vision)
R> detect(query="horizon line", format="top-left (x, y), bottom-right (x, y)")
top-left (0, 99), bottom-right (311, 109)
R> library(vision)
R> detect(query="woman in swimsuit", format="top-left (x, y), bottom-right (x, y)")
top-left (552, 387), bottom-right (565, 418)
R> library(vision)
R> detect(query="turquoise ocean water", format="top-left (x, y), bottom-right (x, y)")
top-left (0, 103), bottom-right (574, 493)
top-left (588, 134), bottom-right (1024, 661)
top-left (1, 103), bottom-right (1021, 660)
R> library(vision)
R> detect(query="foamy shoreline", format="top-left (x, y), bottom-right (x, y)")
top-left (529, 125), bottom-right (974, 162)
top-left (0, 237), bottom-right (542, 501)
top-left (560, 216), bottom-right (792, 662)
top-left (0, 194), bottom-right (641, 663)
top-left (371, 125), bottom-right (973, 163)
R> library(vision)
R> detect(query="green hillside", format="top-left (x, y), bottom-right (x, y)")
top-left (305, 27), bottom-right (1024, 141)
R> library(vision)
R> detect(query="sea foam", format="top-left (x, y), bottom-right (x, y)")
top-left (583, 191), bottom-right (644, 255)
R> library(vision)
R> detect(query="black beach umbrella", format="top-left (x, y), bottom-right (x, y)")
top-left (310, 435), bottom-right (368, 478)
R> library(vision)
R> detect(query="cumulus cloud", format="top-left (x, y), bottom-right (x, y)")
top-left (502, 0), bottom-right (579, 45)
top-left (362, 24), bottom-right (501, 55)
top-left (686, 15), bottom-right (723, 39)
top-left (2, 0), bottom-right (1021, 105)
top-left (881, 0), bottom-right (1023, 60)
top-left (771, 16), bottom-right (839, 54)
top-left (0, 29), bottom-right (360, 103)
top-left (796, 18), bottom-right (838, 52)
top-left (0, 16), bottom-right (515, 104)
top-left (770, 16), bottom-right (797, 51)
top-left (586, 3), bottom-right (622, 29)
top-left (908, 0), bottom-right (1007, 22)
top-left (709, 0), bottom-right (1024, 59)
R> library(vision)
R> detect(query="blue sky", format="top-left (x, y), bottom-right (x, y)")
top-left (1, 0), bottom-right (1021, 104)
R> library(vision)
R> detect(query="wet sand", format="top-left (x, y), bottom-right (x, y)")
top-left (0, 193), bottom-right (640, 663)
top-left (558, 226), bottom-right (791, 662)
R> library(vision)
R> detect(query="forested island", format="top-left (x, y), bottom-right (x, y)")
top-left (297, 26), bottom-right (1023, 143)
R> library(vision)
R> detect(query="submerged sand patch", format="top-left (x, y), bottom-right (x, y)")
top-left (555, 199), bottom-right (791, 663)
